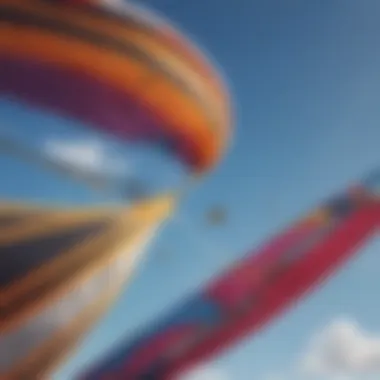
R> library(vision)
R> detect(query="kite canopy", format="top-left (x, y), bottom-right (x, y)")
top-left (79, 170), bottom-right (380, 380)
top-left (0, 0), bottom-right (233, 174)
top-left (0, 195), bottom-right (175, 379)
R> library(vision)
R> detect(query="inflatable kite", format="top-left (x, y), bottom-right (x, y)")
top-left (80, 170), bottom-right (380, 380)
top-left (0, 0), bottom-right (232, 378)
top-left (0, 0), bottom-right (232, 192)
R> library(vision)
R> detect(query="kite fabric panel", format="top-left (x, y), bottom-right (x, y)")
top-left (80, 170), bottom-right (380, 379)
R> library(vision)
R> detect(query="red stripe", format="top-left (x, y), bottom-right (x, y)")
top-left (165, 203), bottom-right (380, 378)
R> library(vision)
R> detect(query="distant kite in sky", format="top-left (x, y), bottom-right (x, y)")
top-left (205, 205), bottom-right (228, 226)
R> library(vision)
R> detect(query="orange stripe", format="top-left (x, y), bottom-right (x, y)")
top-left (0, 26), bottom-right (222, 169)
top-left (58, 0), bottom-right (227, 100)
top-left (0, 224), bottom-right (116, 332)
top-left (0, 199), bottom-right (171, 333)
top-left (160, 25), bottom-right (232, 130)
top-left (0, 0), bottom-right (230, 136)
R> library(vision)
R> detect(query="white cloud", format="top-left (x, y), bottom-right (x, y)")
top-left (178, 365), bottom-right (228, 380)
top-left (299, 318), bottom-right (380, 377)
top-left (44, 139), bottom-right (128, 176)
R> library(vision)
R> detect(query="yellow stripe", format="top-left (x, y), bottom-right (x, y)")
top-left (0, 0), bottom-right (228, 135)
top-left (1, 196), bottom-right (173, 332)
top-left (0, 25), bottom-right (222, 168)
top-left (1, 0), bottom-right (227, 107)
top-left (0, 225), bottom-right (114, 331)
top-left (0, 211), bottom-right (111, 245)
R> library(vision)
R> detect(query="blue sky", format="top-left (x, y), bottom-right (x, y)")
top-left (1, 0), bottom-right (380, 379)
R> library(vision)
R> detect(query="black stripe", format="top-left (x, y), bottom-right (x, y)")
top-left (326, 195), bottom-right (356, 218)
top-left (42, 1), bottom-right (216, 84)
top-left (0, 220), bottom-right (110, 288)
top-left (42, 0), bottom-right (169, 39)
top-left (0, 6), bottom-right (218, 132)
top-left (0, 213), bottom-right (38, 227)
